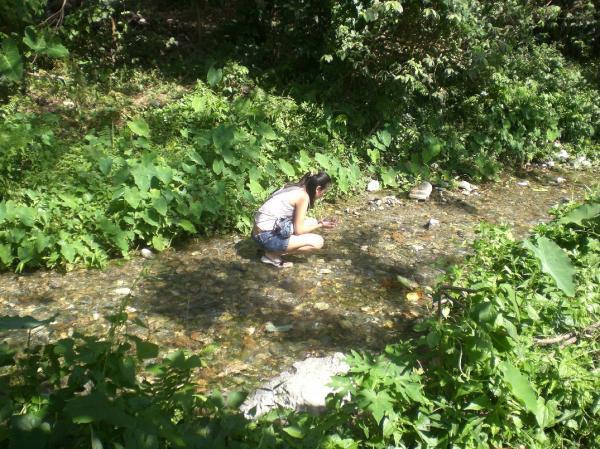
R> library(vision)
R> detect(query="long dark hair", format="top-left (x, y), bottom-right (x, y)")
top-left (290, 171), bottom-right (331, 208)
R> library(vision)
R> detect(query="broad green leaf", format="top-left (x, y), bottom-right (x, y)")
top-left (256, 122), bottom-right (277, 140)
top-left (545, 128), bottom-right (560, 142)
top-left (127, 118), bottom-right (150, 138)
top-left (315, 152), bottom-right (330, 170)
top-left (191, 96), bottom-right (203, 112)
top-left (130, 335), bottom-right (159, 360)
top-left (207, 66), bottom-right (222, 87)
top-left (212, 159), bottom-right (224, 175)
top-left (65, 392), bottom-right (133, 427)
top-left (212, 125), bottom-right (235, 149)
top-left (278, 158), bottom-right (295, 177)
top-left (0, 38), bottom-right (23, 82)
top-left (155, 165), bottom-right (173, 184)
top-left (523, 237), bottom-right (576, 297)
top-left (60, 242), bottom-right (76, 263)
top-left (98, 157), bottom-right (112, 175)
top-left (178, 219), bottom-right (196, 233)
top-left (0, 314), bottom-right (56, 330)
top-left (91, 427), bottom-right (104, 449)
top-left (15, 206), bottom-right (36, 227)
top-left (44, 35), bottom-right (69, 58)
top-left (378, 130), bottom-right (392, 147)
top-left (422, 134), bottom-right (442, 164)
top-left (283, 426), bottom-right (304, 439)
top-left (123, 187), bottom-right (143, 209)
top-left (0, 244), bottom-right (12, 266)
top-left (558, 202), bottom-right (600, 226)
top-left (23, 26), bottom-right (46, 52)
top-left (152, 196), bottom-right (168, 216)
top-left (152, 235), bottom-right (168, 251)
top-left (501, 362), bottom-right (544, 426)
top-left (131, 164), bottom-right (152, 192)
top-left (380, 166), bottom-right (397, 187)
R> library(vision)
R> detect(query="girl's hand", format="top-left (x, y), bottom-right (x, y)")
top-left (319, 219), bottom-right (337, 229)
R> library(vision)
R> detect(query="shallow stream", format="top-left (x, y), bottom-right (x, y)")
top-left (1, 167), bottom-right (597, 392)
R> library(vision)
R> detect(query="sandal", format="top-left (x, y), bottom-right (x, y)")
top-left (261, 255), bottom-right (293, 268)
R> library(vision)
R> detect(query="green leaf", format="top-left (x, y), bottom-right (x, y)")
top-left (0, 314), bottom-right (56, 330)
top-left (207, 66), bottom-right (223, 87)
top-left (315, 152), bottom-right (331, 170)
top-left (191, 96), bottom-right (203, 112)
top-left (212, 124), bottom-right (235, 149)
top-left (0, 244), bottom-right (12, 266)
top-left (0, 38), bottom-right (23, 82)
top-left (44, 35), bottom-right (69, 58)
top-left (500, 362), bottom-right (544, 426)
top-left (523, 237), bottom-right (576, 297)
top-left (127, 118), bottom-right (151, 138)
top-left (178, 219), bottom-right (196, 233)
top-left (283, 425), bottom-right (304, 439)
top-left (60, 242), bottom-right (77, 263)
top-left (152, 235), bottom-right (168, 251)
top-left (129, 335), bottom-right (159, 360)
top-left (278, 159), bottom-right (295, 177)
top-left (380, 166), bottom-right (397, 187)
top-left (558, 202), bottom-right (600, 226)
top-left (98, 157), bottom-right (112, 175)
top-left (91, 427), bottom-right (104, 449)
top-left (378, 130), bottom-right (392, 147)
top-left (212, 159), bottom-right (224, 175)
top-left (23, 26), bottom-right (46, 52)
top-left (422, 134), bottom-right (442, 164)
top-left (256, 122), bottom-right (277, 140)
top-left (123, 187), bottom-right (143, 209)
top-left (152, 196), bottom-right (168, 216)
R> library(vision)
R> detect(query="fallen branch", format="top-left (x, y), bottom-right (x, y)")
top-left (535, 321), bottom-right (600, 347)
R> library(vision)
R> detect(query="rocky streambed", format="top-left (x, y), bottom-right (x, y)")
top-left (0, 167), bottom-right (597, 392)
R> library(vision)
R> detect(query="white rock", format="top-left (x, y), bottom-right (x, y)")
top-left (546, 160), bottom-right (555, 168)
top-left (240, 353), bottom-right (350, 419)
top-left (141, 248), bottom-right (154, 259)
top-left (517, 181), bottom-right (529, 187)
top-left (556, 149), bottom-right (570, 161)
top-left (572, 156), bottom-right (591, 169)
top-left (555, 177), bottom-right (566, 184)
top-left (113, 287), bottom-right (132, 296)
top-left (366, 180), bottom-right (380, 192)
top-left (360, 245), bottom-right (369, 252)
top-left (426, 218), bottom-right (440, 229)
top-left (457, 180), bottom-right (472, 191)
top-left (408, 181), bottom-right (433, 201)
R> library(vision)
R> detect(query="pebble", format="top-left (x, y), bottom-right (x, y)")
top-left (360, 245), bottom-right (369, 252)
top-left (113, 287), bottom-right (132, 296)
top-left (555, 177), bottom-right (566, 184)
top-left (517, 181), bottom-right (529, 187)
top-left (313, 302), bottom-right (330, 311)
top-left (408, 182), bottom-right (433, 201)
top-left (425, 218), bottom-right (440, 229)
top-left (141, 248), bottom-right (154, 259)
top-left (457, 180), bottom-right (472, 191)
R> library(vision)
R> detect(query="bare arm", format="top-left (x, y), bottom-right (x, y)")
top-left (292, 192), bottom-right (322, 235)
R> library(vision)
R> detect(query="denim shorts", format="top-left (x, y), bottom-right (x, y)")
top-left (252, 230), bottom-right (290, 253)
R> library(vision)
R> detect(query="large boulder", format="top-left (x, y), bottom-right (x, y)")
top-left (240, 353), bottom-right (349, 419)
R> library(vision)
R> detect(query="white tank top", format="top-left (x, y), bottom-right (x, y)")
top-left (254, 186), bottom-right (301, 231)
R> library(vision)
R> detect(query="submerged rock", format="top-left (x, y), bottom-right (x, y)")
top-left (408, 182), bottom-right (432, 200)
top-left (239, 353), bottom-right (349, 419)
